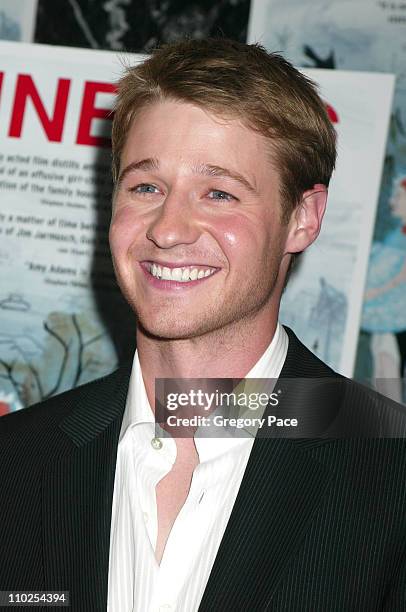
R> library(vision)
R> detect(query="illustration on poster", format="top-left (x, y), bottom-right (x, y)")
top-left (362, 176), bottom-right (406, 400)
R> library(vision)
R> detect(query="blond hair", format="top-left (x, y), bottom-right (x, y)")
top-left (112, 37), bottom-right (336, 224)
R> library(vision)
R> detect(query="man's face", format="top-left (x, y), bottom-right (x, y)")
top-left (110, 99), bottom-right (291, 340)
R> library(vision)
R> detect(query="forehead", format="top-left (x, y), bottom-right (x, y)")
top-left (120, 99), bottom-right (278, 187)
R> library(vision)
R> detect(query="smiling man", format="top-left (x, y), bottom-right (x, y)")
top-left (1, 38), bottom-right (406, 612)
top-left (110, 99), bottom-right (322, 365)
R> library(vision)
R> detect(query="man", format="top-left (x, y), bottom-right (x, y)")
top-left (0, 38), bottom-right (405, 611)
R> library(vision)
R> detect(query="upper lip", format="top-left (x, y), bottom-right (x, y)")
top-left (141, 260), bottom-right (220, 269)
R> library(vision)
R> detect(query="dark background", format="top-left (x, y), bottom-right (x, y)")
top-left (34, 0), bottom-right (251, 52)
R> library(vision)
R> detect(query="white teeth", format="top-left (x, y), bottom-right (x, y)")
top-left (161, 266), bottom-right (171, 280)
top-left (148, 263), bottom-right (216, 282)
top-left (171, 267), bottom-right (183, 281)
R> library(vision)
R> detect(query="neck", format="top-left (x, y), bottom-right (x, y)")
top-left (136, 309), bottom-right (279, 410)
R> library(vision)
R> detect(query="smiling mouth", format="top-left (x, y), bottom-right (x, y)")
top-left (143, 262), bottom-right (219, 283)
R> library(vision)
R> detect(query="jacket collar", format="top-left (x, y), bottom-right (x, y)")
top-left (59, 361), bottom-right (132, 446)
top-left (57, 325), bottom-right (337, 448)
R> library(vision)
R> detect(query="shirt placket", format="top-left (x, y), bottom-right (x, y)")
top-left (149, 457), bottom-right (225, 612)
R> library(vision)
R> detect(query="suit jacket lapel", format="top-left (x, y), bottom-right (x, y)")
top-left (199, 437), bottom-right (333, 610)
top-left (199, 327), bottom-right (337, 610)
top-left (42, 362), bottom-right (131, 610)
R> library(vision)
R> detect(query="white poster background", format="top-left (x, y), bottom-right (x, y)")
top-left (0, 41), bottom-right (394, 412)
top-left (0, 0), bottom-right (38, 42)
top-left (278, 68), bottom-right (394, 377)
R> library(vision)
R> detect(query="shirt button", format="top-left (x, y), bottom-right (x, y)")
top-left (151, 437), bottom-right (163, 450)
top-left (159, 605), bottom-right (173, 611)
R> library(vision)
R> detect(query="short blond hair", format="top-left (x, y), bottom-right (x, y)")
top-left (112, 37), bottom-right (336, 224)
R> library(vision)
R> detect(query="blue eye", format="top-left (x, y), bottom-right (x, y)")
top-left (208, 190), bottom-right (235, 201)
top-left (132, 183), bottom-right (159, 194)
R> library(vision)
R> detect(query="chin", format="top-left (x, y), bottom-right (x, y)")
top-left (138, 320), bottom-right (202, 340)
top-left (136, 310), bottom-right (223, 341)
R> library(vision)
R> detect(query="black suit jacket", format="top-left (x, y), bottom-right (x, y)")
top-left (1, 327), bottom-right (406, 611)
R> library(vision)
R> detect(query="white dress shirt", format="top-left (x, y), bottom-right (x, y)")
top-left (107, 323), bottom-right (288, 612)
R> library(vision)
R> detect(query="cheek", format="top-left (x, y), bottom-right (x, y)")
top-left (209, 215), bottom-right (272, 259)
top-left (109, 207), bottom-right (146, 256)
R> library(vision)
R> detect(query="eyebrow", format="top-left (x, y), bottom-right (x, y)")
top-left (117, 157), bottom-right (258, 195)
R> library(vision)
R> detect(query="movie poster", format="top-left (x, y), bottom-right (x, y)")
top-left (0, 41), bottom-right (140, 414)
top-left (0, 41), bottom-right (394, 414)
top-left (248, 0), bottom-right (406, 398)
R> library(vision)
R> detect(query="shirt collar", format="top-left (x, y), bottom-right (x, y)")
top-left (120, 323), bottom-right (288, 446)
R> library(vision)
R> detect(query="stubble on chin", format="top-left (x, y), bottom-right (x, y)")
top-left (134, 277), bottom-right (279, 343)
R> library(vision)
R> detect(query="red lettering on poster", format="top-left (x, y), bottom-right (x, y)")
top-left (76, 81), bottom-right (116, 147)
top-left (8, 74), bottom-right (71, 141)
top-left (0, 401), bottom-right (10, 416)
top-left (326, 103), bottom-right (339, 123)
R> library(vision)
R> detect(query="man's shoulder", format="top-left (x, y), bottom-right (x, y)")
top-left (283, 326), bottom-right (406, 438)
top-left (0, 362), bottom-right (131, 441)
top-left (284, 332), bottom-right (406, 486)
top-left (0, 362), bottom-right (131, 525)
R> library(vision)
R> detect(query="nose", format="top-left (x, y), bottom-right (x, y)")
top-left (146, 192), bottom-right (200, 248)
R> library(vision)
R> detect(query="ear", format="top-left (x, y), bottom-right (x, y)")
top-left (284, 184), bottom-right (328, 255)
